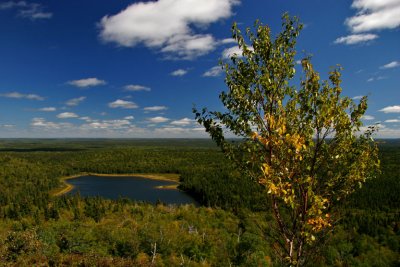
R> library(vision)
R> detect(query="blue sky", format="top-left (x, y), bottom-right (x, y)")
top-left (0, 0), bottom-right (399, 138)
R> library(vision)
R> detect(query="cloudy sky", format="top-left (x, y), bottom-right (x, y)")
top-left (0, 0), bottom-right (399, 138)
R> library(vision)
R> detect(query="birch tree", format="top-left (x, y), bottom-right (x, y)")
top-left (194, 14), bottom-right (380, 266)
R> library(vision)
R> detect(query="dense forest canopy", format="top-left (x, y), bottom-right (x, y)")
top-left (0, 139), bottom-right (398, 266)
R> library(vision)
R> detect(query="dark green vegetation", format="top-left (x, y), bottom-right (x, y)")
top-left (0, 139), bottom-right (399, 266)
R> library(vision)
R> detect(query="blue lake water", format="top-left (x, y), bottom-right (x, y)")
top-left (66, 175), bottom-right (197, 205)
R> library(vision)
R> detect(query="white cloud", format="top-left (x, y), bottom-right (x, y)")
top-left (99, 0), bottom-right (239, 59)
top-left (148, 116), bottom-right (169, 123)
top-left (0, 92), bottom-right (44, 100)
top-left (124, 116), bottom-right (134, 120)
top-left (192, 127), bottom-right (206, 132)
top-left (222, 45), bottom-right (253, 58)
top-left (385, 119), bottom-right (400, 123)
top-left (380, 61), bottom-right (400, 69)
top-left (222, 46), bottom-right (242, 58)
top-left (203, 65), bottom-right (223, 77)
top-left (379, 105), bottom-right (400, 113)
top-left (81, 119), bottom-right (131, 130)
top-left (108, 99), bottom-right (138, 109)
top-left (31, 118), bottom-right (73, 129)
top-left (80, 116), bottom-right (92, 122)
top-left (66, 96), bottom-right (86, 106)
top-left (19, 6), bottom-right (52, 20)
top-left (68, 78), bottom-right (106, 88)
top-left (334, 33), bottom-right (378, 45)
top-left (171, 69), bottom-right (188, 76)
top-left (361, 123), bottom-right (400, 138)
top-left (170, 118), bottom-right (194, 126)
top-left (124, 84), bottom-right (151, 91)
top-left (154, 126), bottom-right (186, 134)
top-left (57, 112), bottom-right (79, 119)
top-left (161, 34), bottom-right (216, 59)
top-left (143, 106), bottom-right (168, 112)
top-left (362, 115), bottom-right (375, 120)
top-left (39, 107), bottom-right (56, 112)
top-left (0, 1), bottom-right (53, 20)
top-left (367, 76), bottom-right (387, 82)
top-left (0, 124), bottom-right (15, 128)
top-left (346, 0), bottom-right (400, 33)
top-left (219, 38), bottom-right (236, 44)
top-left (0, 1), bottom-right (25, 9)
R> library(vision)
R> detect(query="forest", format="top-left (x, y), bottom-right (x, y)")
top-left (0, 138), bottom-right (399, 266)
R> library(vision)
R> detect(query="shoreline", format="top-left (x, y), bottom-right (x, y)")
top-left (51, 172), bottom-right (180, 197)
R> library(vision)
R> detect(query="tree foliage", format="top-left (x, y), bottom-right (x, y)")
top-left (194, 14), bottom-right (380, 266)
top-left (0, 139), bottom-right (397, 265)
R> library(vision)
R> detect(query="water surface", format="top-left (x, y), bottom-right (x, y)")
top-left (67, 175), bottom-right (197, 205)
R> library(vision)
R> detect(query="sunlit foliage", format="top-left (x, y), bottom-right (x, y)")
top-left (194, 14), bottom-right (380, 266)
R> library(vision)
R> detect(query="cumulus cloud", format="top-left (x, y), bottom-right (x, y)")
top-left (66, 96), bottom-right (86, 106)
top-left (154, 126), bottom-right (186, 134)
top-left (68, 78), bottom-right (106, 88)
top-left (24, 117), bottom-right (219, 138)
top-left (335, 1), bottom-right (400, 46)
top-left (385, 119), bottom-right (400, 123)
top-left (170, 118), bottom-right (194, 126)
top-left (31, 117), bottom-right (73, 129)
top-left (148, 116), bottom-right (169, 123)
top-left (380, 61), bottom-right (400, 69)
top-left (144, 106), bottom-right (168, 112)
top-left (222, 46), bottom-right (241, 58)
top-left (57, 112), bottom-right (79, 119)
top-left (361, 115), bottom-right (375, 120)
top-left (99, 0), bottom-right (239, 59)
top-left (0, 91), bottom-right (44, 100)
top-left (0, 1), bottom-right (53, 20)
top-left (81, 119), bottom-right (131, 130)
top-left (161, 34), bottom-right (216, 59)
top-left (124, 84), bottom-right (151, 91)
top-left (203, 65), bottom-right (223, 77)
top-left (379, 105), bottom-right (400, 113)
top-left (79, 116), bottom-right (92, 122)
top-left (346, 0), bottom-right (400, 33)
top-left (334, 33), bottom-right (378, 45)
top-left (222, 45), bottom-right (253, 58)
top-left (361, 123), bottom-right (400, 138)
top-left (171, 69), bottom-right (188, 76)
top-left (109, 99), bottom-right (138, 109)
top-left (219, 38), bottom-right (236, 44)
top-left (39, 107), bottom-right (56, 112)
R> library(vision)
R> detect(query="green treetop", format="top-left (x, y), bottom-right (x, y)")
top-left (194, 14), bottom-right (380, 266)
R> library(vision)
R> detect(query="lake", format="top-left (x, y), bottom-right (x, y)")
top-left (66, 175), bottom-right (197, 205)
